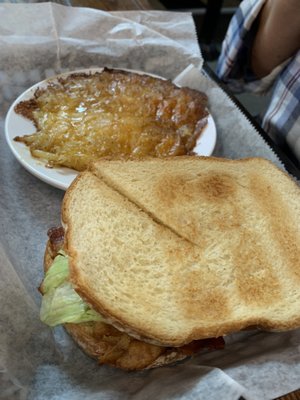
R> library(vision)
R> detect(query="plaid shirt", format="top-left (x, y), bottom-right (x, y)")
top-left (217, 0), bottom-right (300, 162)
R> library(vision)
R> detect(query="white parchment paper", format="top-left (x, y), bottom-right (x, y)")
top-left (0, 3), bottom-right (299, 400)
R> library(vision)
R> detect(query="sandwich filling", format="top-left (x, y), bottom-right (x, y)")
top-left (40, 251), bottom-right (103, 326)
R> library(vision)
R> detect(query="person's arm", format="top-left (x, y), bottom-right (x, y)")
top-left (251, 0), bottom-right (300, 78)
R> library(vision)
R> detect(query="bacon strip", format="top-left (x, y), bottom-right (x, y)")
top-left (47, 226), bottom-right (64, 254)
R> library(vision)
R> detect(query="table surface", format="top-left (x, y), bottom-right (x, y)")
top-left (2, 1), bottom-right (300, 399)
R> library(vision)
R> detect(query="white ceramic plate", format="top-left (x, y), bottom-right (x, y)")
top-left (5, 68), bottom-right (217, 190)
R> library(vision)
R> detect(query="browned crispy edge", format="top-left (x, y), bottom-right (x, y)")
top-left (13, 68), bottom-right (209, 151)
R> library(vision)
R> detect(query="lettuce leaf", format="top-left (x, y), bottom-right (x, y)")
top-left (40, 252), bottom-right (103, 326)
top-left (40, 282), bottom-right (103, 326)
top-left (41, 250), bottom-right (69, 294)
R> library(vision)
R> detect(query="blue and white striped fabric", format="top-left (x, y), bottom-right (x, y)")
top-left (217, 0), bottom-right (300, 162)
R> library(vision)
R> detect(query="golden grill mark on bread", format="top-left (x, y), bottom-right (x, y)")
top-left (174, 268), bottom-right (230, 322)
top-left (155, 172), bottom-right (236, 206)
top-left (249, 173), bottom-right (300, 282)
top-left (155, 174), bottom-right (187, 207)
top-left (196, 173), bottom-right (236, 201)
top-left (151, 171), bottom-right (241, 247)
top-left (167, 240), bottom-right (200, 266)
top-left (14, 69), bottom-right (209, 171)
top-left (233, 230), bottom-right (281, 306)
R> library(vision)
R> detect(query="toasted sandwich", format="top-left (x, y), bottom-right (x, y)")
top-left (39, 156), bottom-right (300, 370)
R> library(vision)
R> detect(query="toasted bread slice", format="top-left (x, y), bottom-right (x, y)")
top-left (90, 156), bottom-right (300, 247)
top-left (44, 240), bottom-right (223, 370)
top-left (62, 159), bottom-right (300, 346)
top-left (62, 171), bottom-right (208, 346)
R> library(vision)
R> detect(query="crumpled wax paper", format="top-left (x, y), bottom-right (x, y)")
top-left (0, 3), bottom-right (299, 400)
